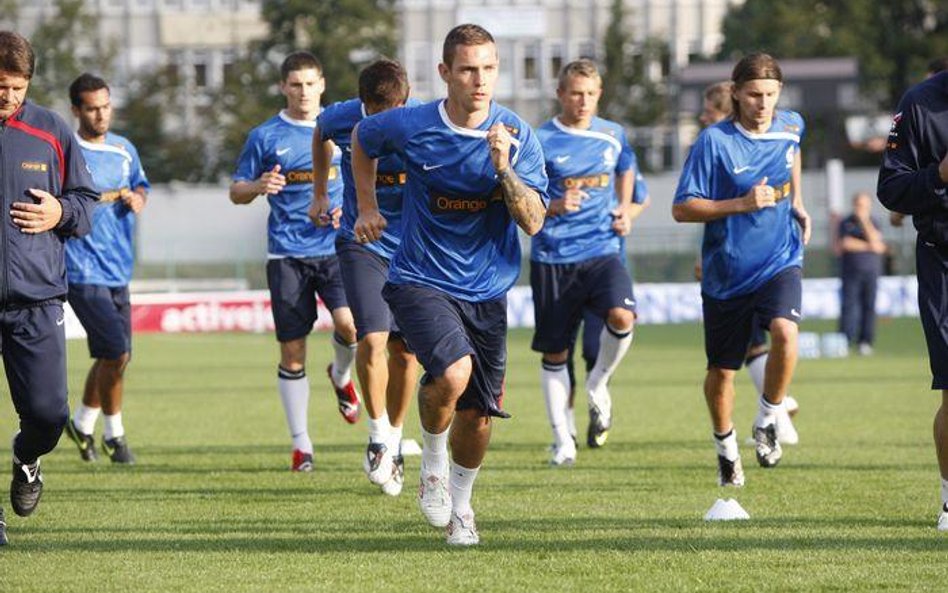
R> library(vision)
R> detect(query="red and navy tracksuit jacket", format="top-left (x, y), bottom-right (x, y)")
top-left (0, 100), bottom-right (98, 309)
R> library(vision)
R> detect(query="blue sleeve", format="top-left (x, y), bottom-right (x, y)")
top-left (624, 144), bottom-right (648, 205)
top-left (126, 141), bottom-right (150, 191)
top-left (616, 129), bottom-right (634, 175)
top-left (233, 127), bottom-right (265, 182)
top-left (877, 92), bottom-right (948, 215)
top-left (56, 121), bottom-right (98, 238)
top-left (357, 109), bottom-right (406, 159)
top-left (674, 131), bottom-right (714, 204)
top-left (316, 106), bottom-right (339, 143)
top-left (511, 123), bottom-right (549, 204)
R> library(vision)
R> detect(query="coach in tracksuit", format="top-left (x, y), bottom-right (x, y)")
top-left (0, 31), bottom-right (97, 544)
top-left (877, 69), bottom-right (948, 531)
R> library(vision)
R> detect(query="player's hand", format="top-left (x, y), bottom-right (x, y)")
top-left (693, 259), bottom-right (703, 282)
top-left (309, 193), bottom-right (332, 227)
top-left (889, 211), bottom-right (905, 227)
top-left (548, 188), bottom-right (586, 216)
top-left (939, 153), bottom-right (948, 184)
top-left (354, 208), bottom-right (387, 244)
top-left (487, 123), bottom-right (512, 174)
top-left (793, 205), bottom-right (812, 246)
top-left (12, 189), bottom-right (63, 233)
top-left (611, 203), bottom-right (635, 236)
top-left (744, 177), bottom-right (776, 211)
top-left (330, 206), bottom-right (342, 230)
top-left (120, 188), bottom-right (146, 214)
top-left (257, 164), bottom-right (286, 195)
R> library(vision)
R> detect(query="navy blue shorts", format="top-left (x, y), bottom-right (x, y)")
top-left (747, 316), bottom-right (769, 352)
top-left (703, 266), bottom-right (802, 370)
top-left (267, 256), bottom-right (348, 343)
top-left (336, 239), bottom-right (400, 341)
top-left (531, 254), bottom-right (635, 354)
top-left (68, 283), bottom-right (131, 359)
top-left (383, 282), bottom-right (508, 418)
top-left (916, 239), bottom-right (948, 390)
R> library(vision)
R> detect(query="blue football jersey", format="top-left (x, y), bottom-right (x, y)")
top-left (233, 111), bottom-right (343, 258)
top-left (357, 99), bottom-right (549, 302)
top-left (674, 110), bottom-right (805, 299)
top-left (532, 116), bottom-right (644, 264)
top-left (318, 98), bottom-right (421, 260)
top-left (65, 132), bottom-right (150, 286)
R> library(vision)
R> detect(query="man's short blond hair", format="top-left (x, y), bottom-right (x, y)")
top-left (558, 59), bottom-right (601, 91)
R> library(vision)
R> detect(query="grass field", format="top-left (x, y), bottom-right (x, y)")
top-left (0, 317), bottom-right (946, 592)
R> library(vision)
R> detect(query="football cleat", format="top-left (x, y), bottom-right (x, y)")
top-left (380, 455), bottom-right (405, 497)
top-left (418, 472), bottom-right (451, 528)
top-left (364, 441), bottom-right (394, 486)
top-left (446, 511), bottom-right (479, 546)
top-left (938, 509), bottom-right (948, 532)
top-left (753, 423), bottom-right (782, 468)
top-left (10, 460), bottom-right (43, 517)
top-left (717, 455), bottom-right (745, 487)
top-left (326, 364), bottom-right (361, 424)
top-left (587, 405), bottom-right (611, 448)
top-left (550, 441), bottom-right (577, 467)
top-left (0, 507), bottom-right (7, 546)
top-left (101, 436), bottom-right (135, 464)
top-left (64, 420), bottom-right (98, 462)
top-left (775, 406), bottom-right (799, 445)
top-left (291, 449), bottom-right (314, 472)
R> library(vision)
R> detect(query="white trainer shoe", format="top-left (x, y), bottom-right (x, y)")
top-left (938, 509), bottom-right (948, 532)
top-left (380, 454), bottom-right (404, 497)
top-left (364, 441), bottom-right (394, 486)
top-left (446, 511), bottom-right (479, 546)
top-left (775, 407), bottom-right (799, 445)
top-left (418, 472), bottom-right (451, 527)
top-left (550, 441), bottom-right (576, 467)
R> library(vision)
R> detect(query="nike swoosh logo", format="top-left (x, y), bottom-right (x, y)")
top-left (555, 155), bottom-right (570, 164)
top-left (624, 298), bottom-right (635, 306)
top-left (276, 148), bottom-right (291, 156)
top-left (790, 308), bottom-right (801, 318)
top-left (422, 163), bottom-right (444, 171)
top-left (733, 165), bottom-right (751, 174)
top-left (56, 317), bottom-right (65, 326)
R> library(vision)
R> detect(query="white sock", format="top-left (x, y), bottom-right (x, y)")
top-left (713, 428), bottom-right (739, 461)
top-left (330, 333), bottom-right (356, 387)
top-left (449, 461), bottom-right (479, 517)
top-left (566, 405), bottom-right (577, 440)
top-left (745, 352), bottom-right (768, 396)
top-left (368, 412), bottom-right (391, 445)
top-left (389, 423), bottom-right (404, 455)
top-left (586, 324), bottom-right (633, 393)
top-left (421, 426), bottom-right (449, 477)
top-left (278, 366), bottom-right (312, 454)
top-left (103, 412), bottom-right (125, 440)
top-left (541, 361), bottom-right (572, 448)
top-left (941, 478), bottom-right (948, 510)
top-left (754, 394), bottom-right (783, 429)
top-left (74, 404), bottom-right (101, 435)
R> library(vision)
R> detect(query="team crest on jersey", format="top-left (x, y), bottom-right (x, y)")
top-left (784, 124), bottom-right (800, 133)
top-left (785, 146), bottom-right (795, 169)
top-left (503, 124), bottom-right (520, 137)
top-left (602, 147), bottom-right (617, 169)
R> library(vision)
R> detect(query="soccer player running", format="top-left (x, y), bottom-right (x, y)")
top-left (311, 59), bottom-right (419, 496)
top-left (672, 53), bottom-right (811, 487)
top-left (877, 67), bottom-right (948, 531)
top-left (62, 73), bottom-right (149, 465)
top-left (696, 80), bottom-right (800, 445)
top-left (532, 59), bottom-right (645, 465)
top-left (0, 31), bottom-right (97, 545)
top-left (351, 24), bottom-right (548, 545)
top-left (230, 52), bottom-right (360, 473)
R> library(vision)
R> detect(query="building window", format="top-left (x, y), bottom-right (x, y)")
top-left (549, 43), bottom-right (563, 80)
top-left (523, 42), bottom-right (539, 84)
top-left (193, 63), bottom-right (208, 88)
top-left (578, 41), bottom-right (596, 60)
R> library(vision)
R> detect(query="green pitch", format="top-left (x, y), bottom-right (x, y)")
top-left (0, 318), bottom-right (945, 592)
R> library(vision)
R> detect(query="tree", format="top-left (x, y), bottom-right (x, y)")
top-left (718, 0), bottom-right (948, 109)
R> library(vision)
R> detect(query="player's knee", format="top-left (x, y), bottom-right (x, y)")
top-left (438, 356), bottom-right (473, 398)
top-left (606, 308), bottom-right (634, 332)
top-left (361, 331), bottom-right (388, 354)
top-left (542, 350), bottom-right (569, 365)
top-left (770, 318), bottom-right (798, 348)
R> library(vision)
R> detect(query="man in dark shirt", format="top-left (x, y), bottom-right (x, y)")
top-left (0, 31), bottom-right (98, 545)
top-left (877, 69), bottom-right (948, 531)
top-left (836, 191), bottom-right (886, 355)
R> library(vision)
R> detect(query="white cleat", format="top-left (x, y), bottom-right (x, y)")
top-left (446, 511), bottom-right (479, 546)
top-left (784, 395), bottom-right (800, 417)
top-left (549, 441), bottom-right (576, 467)
top-left (418, 472), bottom-right (451, 527)
top-left (364, 441), bottom-right (394, 486)
top-left (938, 510), bottom-right (948, 532)
top-left (380, 455), bottom-right (404, 497)
top-left (775, 407), bottom-right (799, 445)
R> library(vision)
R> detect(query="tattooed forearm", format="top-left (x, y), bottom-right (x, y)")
top-left (497, 168), bottom-right (545, 235)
